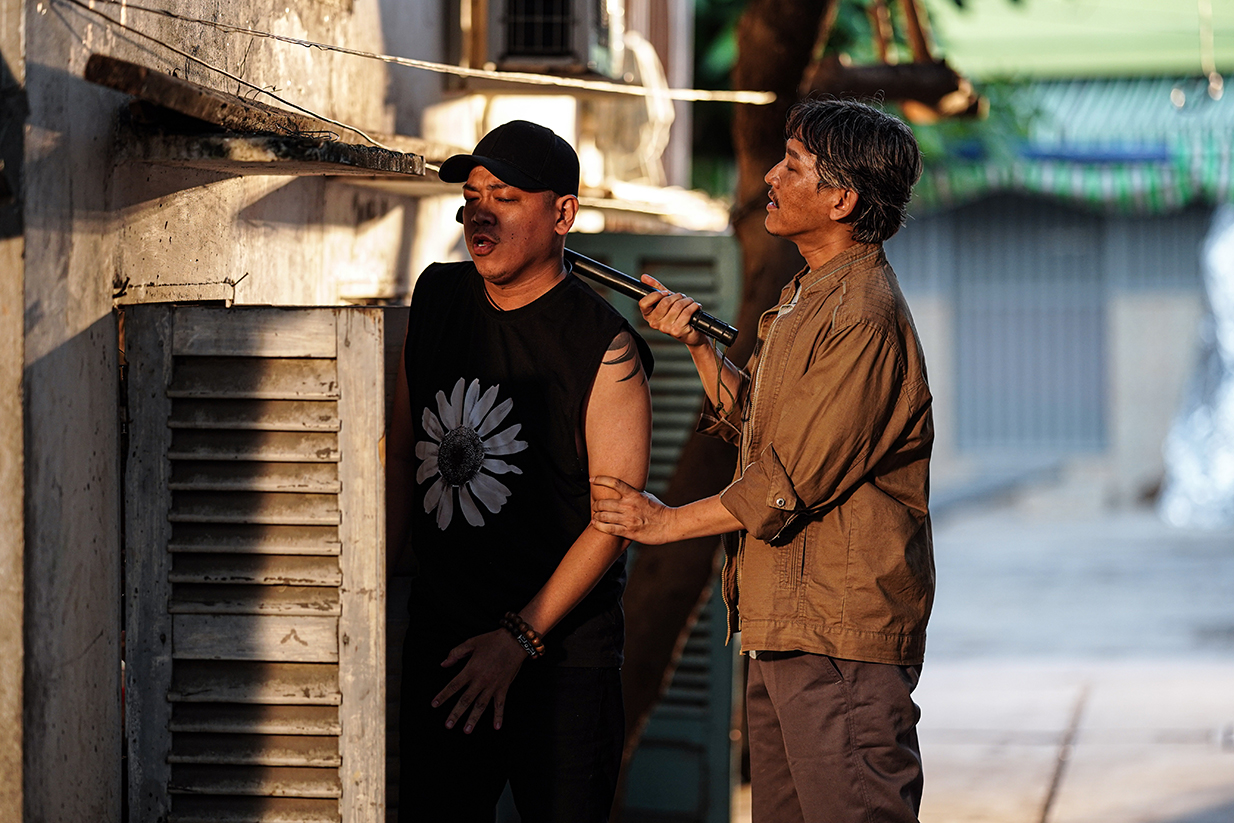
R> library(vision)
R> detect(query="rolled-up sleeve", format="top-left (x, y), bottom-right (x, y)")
top-left (718, 319), bottom-right (916, 543)
top-left (695, 367), bottom-right (750, 446)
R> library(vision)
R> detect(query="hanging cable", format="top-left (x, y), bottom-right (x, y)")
top-left (65, 0), bottom-right (776, 105)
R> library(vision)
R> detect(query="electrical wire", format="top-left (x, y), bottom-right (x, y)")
top-left (71, 0), bottom-right (776, 105)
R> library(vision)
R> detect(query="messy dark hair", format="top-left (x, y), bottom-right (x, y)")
top-left (785, 97), bottom-right (923, 244)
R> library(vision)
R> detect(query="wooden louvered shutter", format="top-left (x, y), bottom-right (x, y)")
top-left (125, 305), bottom-right (385, 823)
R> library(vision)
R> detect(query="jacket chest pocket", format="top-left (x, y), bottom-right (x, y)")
top-left (740, 534), bottom-right (806, 619)
top-left (768, 529), bottom-right (807, 617)
top-left (779, 528), bottom-right (806, 590)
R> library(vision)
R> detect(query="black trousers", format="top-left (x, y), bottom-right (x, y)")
top-left (399, 650), bottom-right (624, 823)
top-left (747, 651), bottom-right (924, 823)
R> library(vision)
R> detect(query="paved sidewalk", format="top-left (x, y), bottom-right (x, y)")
top-left (917, 660), bottom-right (1234, 823)
top-left (733, 498), bottom-right (1234, 823)
top-left (918, 501), bottom-right (1234, 823)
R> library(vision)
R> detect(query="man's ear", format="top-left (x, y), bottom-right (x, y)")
top-left (555, 195), bottom-right (579, 236)
top-left (830, 188), bottom-right (859, 221)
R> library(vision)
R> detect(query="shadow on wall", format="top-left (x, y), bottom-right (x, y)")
top-left (26, 60), bottom-right (421, 305)
top-left (2, 45), bottom-right (25, 222)
top-left (24, 314), bottom-right (124, 822)
top-left (376, 0), bottom-right (445, 136)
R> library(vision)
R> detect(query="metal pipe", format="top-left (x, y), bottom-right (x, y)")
top-left (564, 249), bottom-right (739, 347)
top-left (452, 205), bottom-right (738, 346)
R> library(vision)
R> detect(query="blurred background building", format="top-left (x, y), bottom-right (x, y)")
top-left (890, 0), bottom-right (1234, 513)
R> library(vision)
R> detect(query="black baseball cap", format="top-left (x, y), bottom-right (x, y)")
top-left (438, 120), bottom-right (580, 197)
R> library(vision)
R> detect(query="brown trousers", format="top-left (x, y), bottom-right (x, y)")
top-left (746, 651), bottom-right (923, 823)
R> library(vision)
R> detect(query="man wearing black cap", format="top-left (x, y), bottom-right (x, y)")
top-left (386, 120), bottom-right (653, 822)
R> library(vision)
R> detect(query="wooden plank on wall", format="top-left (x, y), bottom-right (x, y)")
top-left (336, 308), bottom-right (386, 823)
top-left (169, 554), bottom-right (342, 586)
top-left (125, 304), bottom-right (176, 823)
top-left (84, 55), bottom-right (423, 178)
top-left (172, 614), bottom-right (339, 662)
top-left (169, 583), bottom-right (341, 617)
top-left (173, 308), bottom-right (339, 359)
top-left (126, 132), bottom-right (427, 178)
top-left (170, 491), bottom-right (342, 526)
top-left (169, 461), bottom-right (341, 494)
top-left (168, 358), bottom-right (339, 401)
top-left (169, 795), bottom-right (341, 823)
top-left (168, 661), bottom-right (340, 705)
top-left (170, 704), bottom-right (341, 736)
top-left (85, 55), bottom-right (334, 138)
top-left (168, 399), bottom-right (341, 432)
top-left (0, 0), bottom-right (23, 806)
top-left (168, 430), bottom-right (341, 462)
top-left (168, 524), bottom-right (341, 556)
top-left (169, 734), bottom-right (342, 768)
top-left (168, 765), bottom-right (343, 798)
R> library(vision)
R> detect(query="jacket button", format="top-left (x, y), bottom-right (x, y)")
top-left (775, 498), bottom-right (786, 507)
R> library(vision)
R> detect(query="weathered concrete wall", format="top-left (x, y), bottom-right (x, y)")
top-left (378, 0), bottom-right (444, 137)
top-left (23, 0), bottom-right (410, 818)
top-left (112, 171), bottom-right (417, 305)
top-left (23, 3), bottom-right (123, 812)
top-left (93, 0), bottom-right (417, 306)
top-left (1, 3), bottom-right (25, 819)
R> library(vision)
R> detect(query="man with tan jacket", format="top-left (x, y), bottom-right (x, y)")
top-left (592, 98), bottom-right (933, 823)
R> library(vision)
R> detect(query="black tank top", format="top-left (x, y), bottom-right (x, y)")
top-left (404, 261), bottom-right (651, 666)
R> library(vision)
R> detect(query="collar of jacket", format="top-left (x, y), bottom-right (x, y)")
top-left (788, 242), bottom-right (885, 301)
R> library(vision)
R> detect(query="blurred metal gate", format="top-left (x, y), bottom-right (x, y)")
top-left (952, 196), bottom-right (1107, 452)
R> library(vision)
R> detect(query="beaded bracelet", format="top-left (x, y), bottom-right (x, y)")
top-left (500, 611), bottom-right (546, 659)
top-left (508, 612), bottom-right (546, 656)
top-left (500, 612), bottom-right (545, 658)
top-left (499, 615), bottom-right (541, 659)
top-left (511, 632), bottom-right (538, 659)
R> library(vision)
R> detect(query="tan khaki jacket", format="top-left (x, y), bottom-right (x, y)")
top-left (701, 243), bottom-right (934, 665)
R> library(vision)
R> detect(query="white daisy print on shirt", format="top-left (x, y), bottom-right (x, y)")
top-left (417, 378), bottom-right (528, 530)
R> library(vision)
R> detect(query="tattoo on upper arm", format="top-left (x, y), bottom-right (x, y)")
top-left (603, 331), bottom-right (646, 385)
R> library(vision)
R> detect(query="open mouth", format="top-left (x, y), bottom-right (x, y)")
top-left (767, 190), bottom-right (779, 210)
top-left (470, 232), bottom-right (497, 254)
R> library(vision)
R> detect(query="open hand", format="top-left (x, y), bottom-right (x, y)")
top-left (638, 274), bottom-right (706, 347)
top-left (431, 629), bottom-right (527, 733)
top-left (590, 475), bottom-right (675, 544)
